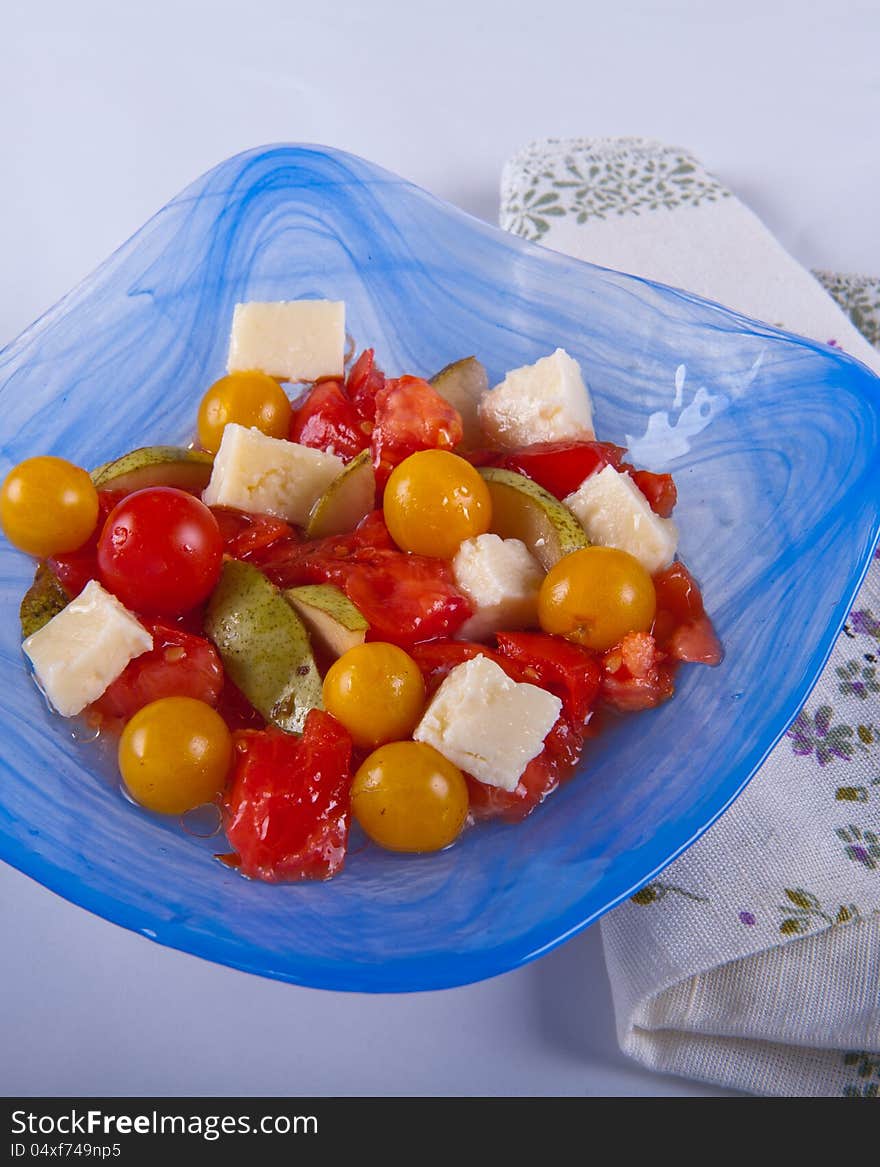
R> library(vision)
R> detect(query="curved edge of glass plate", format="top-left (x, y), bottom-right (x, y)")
top-left (0, 143), bottom-right (879, 993)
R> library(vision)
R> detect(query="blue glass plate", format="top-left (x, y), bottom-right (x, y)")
top-left (1, 146), bottom-right (878, 992)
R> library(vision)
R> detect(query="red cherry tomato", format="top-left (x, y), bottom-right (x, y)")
top-left (371, 376), bottom-right (463, 487)
top-left (97, 487), bottom-right (222, 616)
top-left (92, 621), bottom-right (224, 721)
top-left (224, 712), bottom-right (353, 881)
top-left (346, 348), bottom-right (386, 421)
top-left (290, 380), bottom-right (371, 462)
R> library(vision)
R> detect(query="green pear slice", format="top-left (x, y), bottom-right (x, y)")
top-left (306, 449), bottom-right (375, 538)
top-left (284, 584), bottom-right (369, 658)
top-left (479, 467), bottom-right (589, 570)
top-left (205, 560), bottom-right (322, 733)
top-left (20, 564), bottom-right (69, 639)
top-left (430, 356), bottom-right (488, 449)
top-left (91, 446), bottom-right (214, 494)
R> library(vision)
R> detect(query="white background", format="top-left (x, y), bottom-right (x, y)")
top-left (2, 0), bottom-right (877, 1097)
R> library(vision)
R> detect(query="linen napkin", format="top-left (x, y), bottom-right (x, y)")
top-left (500, 138), bottom-right (880, 1097)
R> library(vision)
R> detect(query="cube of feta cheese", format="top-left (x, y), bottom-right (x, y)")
top-left (479, 348), bottom-right (595, 449)
top-left (202, 423), bottom-right (344, 524)
top-left (413, 655), bottom-right (561, 792)
top-left (23, 580), bottom-right (153, 718)
top-left (453, 534), bottom-right (544, 641)
top-left (564, 464), bottom-right (678, 573)
top-left (227, 299), bottom-right (345, 382)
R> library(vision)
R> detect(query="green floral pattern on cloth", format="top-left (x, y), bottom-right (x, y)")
top-left (842, 1051), bottom-right (880, 1098)
top-left (814, 272), bottom-right (880, 349)
top-left (500, 138), bottom-right (730, 241)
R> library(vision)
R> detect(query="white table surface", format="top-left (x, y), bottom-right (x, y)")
top-left (2, 0), bottom-right (877, 1098)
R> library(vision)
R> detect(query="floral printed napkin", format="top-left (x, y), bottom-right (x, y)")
top-left (501, 138), bottom-right (880, 1097)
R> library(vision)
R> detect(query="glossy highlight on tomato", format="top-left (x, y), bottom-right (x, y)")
top-left (97, 487), bottom-right (223, 616)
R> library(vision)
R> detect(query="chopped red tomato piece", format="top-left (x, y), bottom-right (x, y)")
top-left (259, 512), bottom-right (470, 648)
top-left (371, 376), bottom-right (463, 487)
top-left (466, 750), bottom-right (561, 823)
top-left (257, 509), bottom-right (394, 588)
top-left (631, 469), bottom-right (677, 518)
top-left (652, 562), bottom-right (722, 665)
top-left (49, 489), bottom-right (126, 598)
top-left (601, 631), bottom-right (676, 711)
top-left (211, 507), bottom-right (296, 562)
top-left (216, 678), bottom-right (266, 732)
top-left (345, 554), bottom-right (471, 647)
top-left (495, 631), bottom-right (602, 725)
top-left (410, 640), bottom-right (515, 693)
top-left (346, 348), bottom-right (386, 421)
top-left (92, 621), bottom-right (224, 721)
top-left (290, 379), bottom-right (371, 462)
top-left (653, 561), bottom-right (705, 624)
top-left (225, 712), bottom-right (353, 882)
top-left (500, 441), bottom-right (621, 499)
top-left (667, 614), bottom-right (723, 666)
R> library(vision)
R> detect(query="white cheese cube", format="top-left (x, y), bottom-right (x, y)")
top-left (227, 299), bottom-right (345, 382)
top-left (23, 580), bottom-right (153, 718)
top-left (479, 348), bottom-right (595, 449)
top-left (453, 534), bottom-right (544, 641)
top-left (413, 655), bottom-right (561, 792)
top-left (564, 464), bottom-right (677, 573)
top-left (202, 424), bottom-right (344, 524)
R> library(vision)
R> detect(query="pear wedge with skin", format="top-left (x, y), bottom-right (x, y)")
top-left (205, 560), bottom-right (323, 733)
top-left (479, 467), bottom-right (589, 570)
top-left (285, 584), bottom-right (369, 659)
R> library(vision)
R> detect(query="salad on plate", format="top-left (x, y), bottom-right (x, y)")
top-left (2, 298), bottom-right (721, 882)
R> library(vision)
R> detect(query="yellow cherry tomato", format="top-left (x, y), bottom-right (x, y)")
top-left (352, 741), bottom-right (469, 853)
top-left (0, 456), bottom-right (99, 558)
top-left (322, 642), bottom-right (426, 750)
top-left (197, 371), bottom-right (292, 454)
top-left (538, 545), bottom-right (656, 652)
top-left (383, 449), bottom-right (491, 559)
top-left (118, 696), bottom-right (233, 815)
